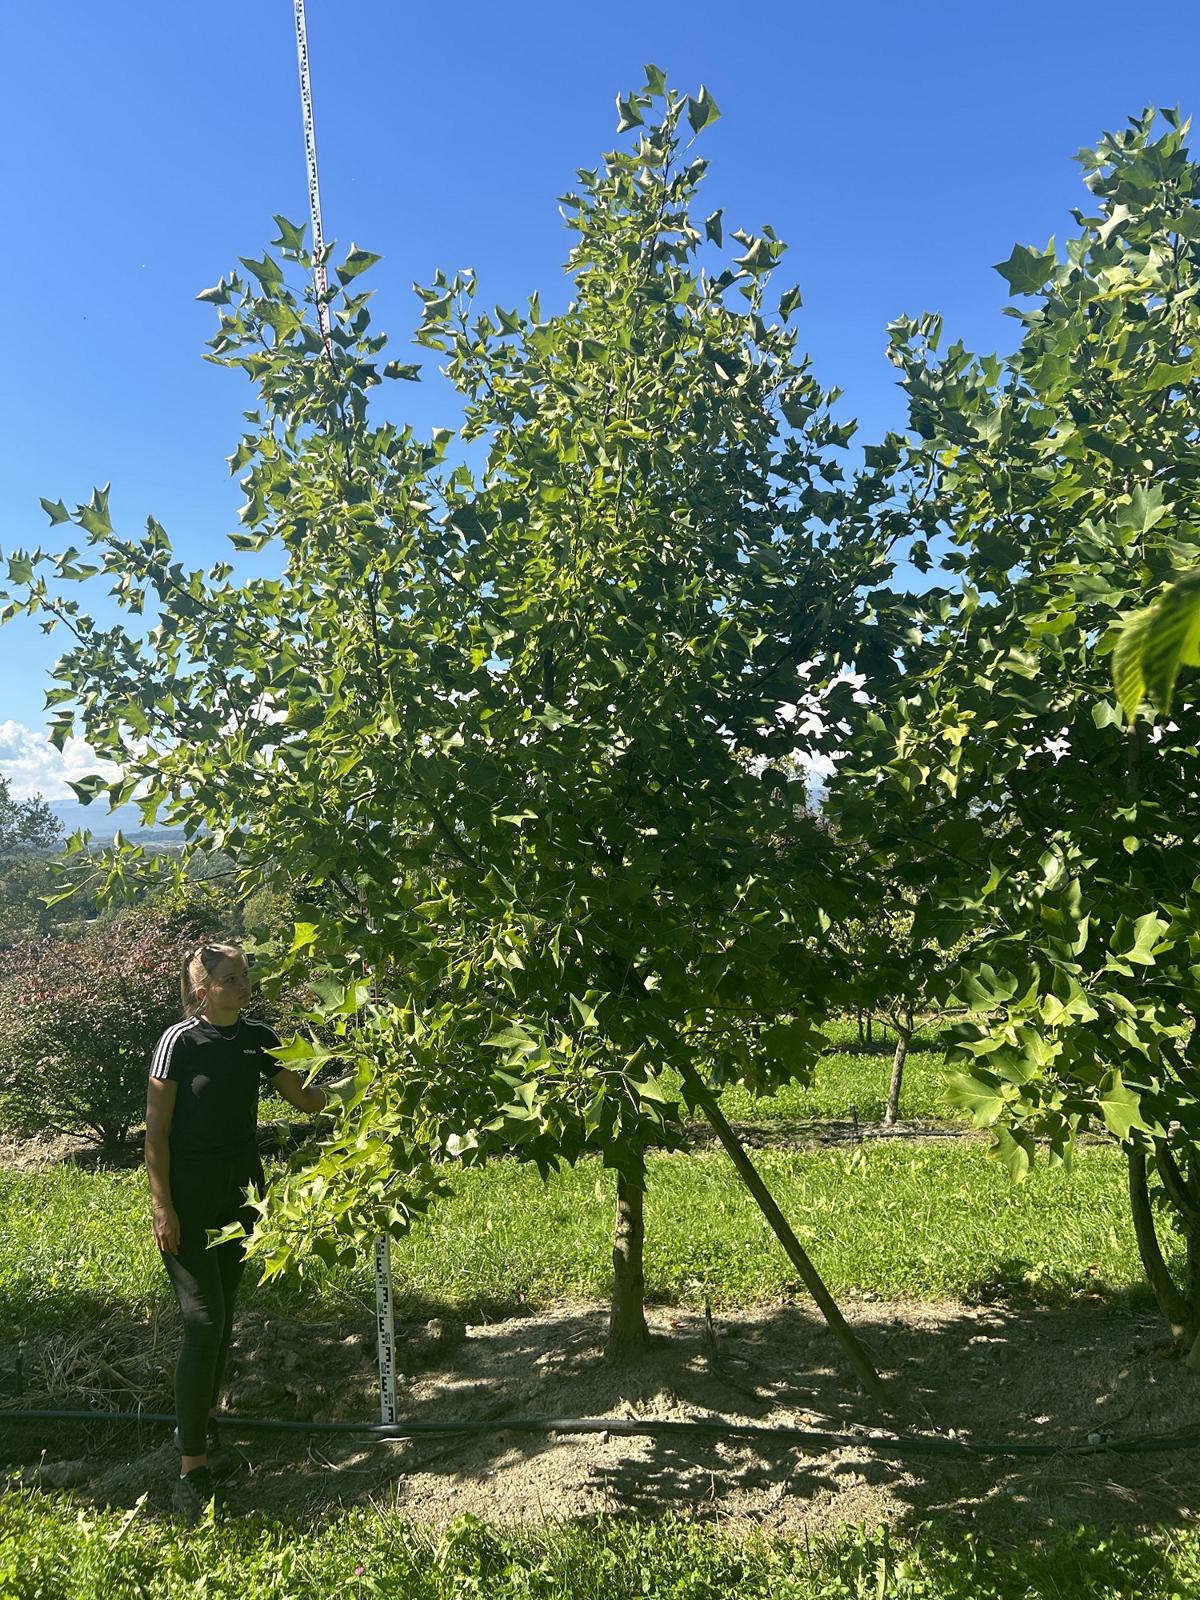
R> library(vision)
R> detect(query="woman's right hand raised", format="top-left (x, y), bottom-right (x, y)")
top-left (153, 1203), bottom-right (181, 1255)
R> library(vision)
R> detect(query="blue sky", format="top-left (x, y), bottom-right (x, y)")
top-left (2, 0), bottom-right (1196, 800)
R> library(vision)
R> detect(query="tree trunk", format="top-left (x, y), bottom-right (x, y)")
top-left (677, 1061), bottom-right (891, 1413)
top-left (884, 1018), bottom-right (911, 1128)
top-left (605, 1167), bottom-right (652, 1364)
top-left (1127, 1146), bottom-right (1191, 1335)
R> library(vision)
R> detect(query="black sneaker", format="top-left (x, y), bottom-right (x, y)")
top-left (172, 1463), bottom-right (216, 1524)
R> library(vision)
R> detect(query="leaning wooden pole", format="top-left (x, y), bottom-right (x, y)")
top-left (677, 1062), bottom-right (891, 1412)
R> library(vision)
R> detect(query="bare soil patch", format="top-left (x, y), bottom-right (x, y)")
top-left (4, 1295), bottom-right (1200, 1541)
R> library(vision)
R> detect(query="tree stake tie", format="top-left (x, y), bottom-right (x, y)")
top-left (292, 0), bottom-right (333, 357)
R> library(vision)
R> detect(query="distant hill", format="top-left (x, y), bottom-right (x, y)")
top-left (49, 800), bottom-right (187, 843)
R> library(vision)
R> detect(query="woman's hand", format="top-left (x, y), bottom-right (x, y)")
top-left (153, 1203), bottom-right (181, 1255)
top-left (320, 1071), bottom-right (361, 1110)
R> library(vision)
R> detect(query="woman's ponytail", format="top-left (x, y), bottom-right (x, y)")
top-left (180, 951), bottom-right (197, 1016)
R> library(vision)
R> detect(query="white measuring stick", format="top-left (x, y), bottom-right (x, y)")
top-left (360, 904), bottom-right (397, 1424)
top-left (292, 0), bottom-right (333, 356)
top-left (294, 2), bottom-right (392, 1420)
top-left (374, 1233), bottom-right (398, 1424)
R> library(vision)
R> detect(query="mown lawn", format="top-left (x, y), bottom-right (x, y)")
top-left (707, 1040), bottom-right (959, 1126)
top-left (0, 1139), bottom-right (1148, 1336)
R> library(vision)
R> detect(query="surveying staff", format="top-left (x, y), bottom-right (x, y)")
top-left (145, 941), bottom-right (356, 1523)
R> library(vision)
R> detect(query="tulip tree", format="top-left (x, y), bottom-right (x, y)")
top-left (829, 109), bottom-right (1200, 1362)
top-left (2, 75), bottom-right (898, 1380)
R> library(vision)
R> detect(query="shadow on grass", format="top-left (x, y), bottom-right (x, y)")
top-left (682, 1116), bottom-right (975, 1152)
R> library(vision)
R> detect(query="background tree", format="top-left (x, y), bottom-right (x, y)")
top-left (829, 109), bottom-right (1200, 1363)
top-left (2, 76), bottom-right (901, 1391)
top-left (0, 775), bottom-right (65, 948)
top-left (0, 905), bottom-right (200, 1146)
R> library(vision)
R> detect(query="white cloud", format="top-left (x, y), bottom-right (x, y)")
top-left (0, 721), bottom-right (124, 802)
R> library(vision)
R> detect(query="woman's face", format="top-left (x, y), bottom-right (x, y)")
top-left (198, 954), bottom-right (252, 1012)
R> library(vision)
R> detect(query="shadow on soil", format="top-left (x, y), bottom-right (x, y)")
top-left (2, 1289), bottom-right (1199, 1544)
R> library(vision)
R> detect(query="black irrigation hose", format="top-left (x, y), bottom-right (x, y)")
top-left (3, 1407), bottom-right (1200, 1460)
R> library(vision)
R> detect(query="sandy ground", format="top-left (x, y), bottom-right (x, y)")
top-left (4, 1293), bottom-right (1200, 1542)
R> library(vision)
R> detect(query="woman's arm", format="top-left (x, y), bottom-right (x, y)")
top-left (268, 1067), bottom-right (331, 1115)
top-left (145, 1076), bottom-right (179, 1254)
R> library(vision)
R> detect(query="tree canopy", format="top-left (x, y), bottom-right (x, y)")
top-left (828, 107), bottom-right (1200, 1355)
top-left (2, 74), bottom-right (900, 1280)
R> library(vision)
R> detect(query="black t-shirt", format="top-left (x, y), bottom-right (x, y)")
top-left (149, 1014), bottom-right (283, 1158)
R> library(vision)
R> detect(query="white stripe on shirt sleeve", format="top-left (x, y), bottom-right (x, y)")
top-left (149, 1018), bottom-right (200, 1080)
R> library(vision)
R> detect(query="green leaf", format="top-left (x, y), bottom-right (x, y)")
top-left (993, 241), bottom-right (1057, 295)
top-left (336, 245), bottom-right (382, 285)
top-left (569, 994), bottom-right (599, 1030)
top-left (268, 1034), bottom-right (336, 1069)
top-left (77, 484), bottom-right (112, 538)
top-left (686, 85), bottom-right (720, 135)
top-left (271, 215), bottom-right (308, 252)
top-left (66, 774), bottom-right (107, 806)
top-left (289, 921), bottom-right (319, 954)
top-left (39, 498), bottom-right (70, 526)
top-left (632, 1077), bottom-right (674, 1106)
top-left (1115, 484), bottom-right (1167, 537)
top-left (615, 94), bottom-right (644, 134)
top-left (1091, 699), bottom-right (1121, 729)
top-left (1111, 910), bottom-right (1168, 967)
top-left (238, 254), bottom-right (286, 292)
top-left (643, 64), bottom-right (667, 96)
top-left (1112, 567), bottom-right (1200, 717)
top-left (945, 1073), bottom-right (1005, 1125)
top-left (484, 1023), bottom-right (537, 1050)
top-left (994, 1125), bottom-right (1033, 1182)
top-left (195, 277), bottom-right (232, 305)
top-left (704, 210), bottom-right (723, 247)
top-left (778, 285), bottom-right (802, 320)
top-left (383, 361), bottom-right (421, 381)
top-left (1096, 1071), bottom-right (1151, 1142)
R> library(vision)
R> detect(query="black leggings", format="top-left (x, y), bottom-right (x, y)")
top-left (161, 1149), bottom-right (264, 1457)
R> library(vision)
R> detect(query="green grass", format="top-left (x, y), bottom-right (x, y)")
top-left (0, 1141), bottom-right (1154, 1336)
top-left (710, 1045), bottom-right (960, 1127)
top-left (0, 1499), bottom-right (1195, 1599)
top-left (0, 1497), bottom-right (1196, 1600)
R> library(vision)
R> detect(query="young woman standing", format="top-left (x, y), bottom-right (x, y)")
top-left (145, 942), bottom-right (355, 1521)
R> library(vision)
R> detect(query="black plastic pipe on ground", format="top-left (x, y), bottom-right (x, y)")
top-left (3, 1407), bottom-right (1200, 1460)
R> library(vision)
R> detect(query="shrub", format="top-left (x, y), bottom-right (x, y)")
top-left (0, 907), bottom-right (200, 1146)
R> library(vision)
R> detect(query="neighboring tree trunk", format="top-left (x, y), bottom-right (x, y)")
top-left (605, 1165), bottom-right (652, 1364)
top-left (884, 1010), bottom-right (913, 1127)
top-left (1126, 1144), bottom-right (1200, 1366)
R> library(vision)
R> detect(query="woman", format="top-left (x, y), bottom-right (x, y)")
top-left (145, 941), bottom-right (355, 1522)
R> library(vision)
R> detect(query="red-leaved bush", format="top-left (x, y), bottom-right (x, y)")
top-left (0, 908), bottom-right (200, 1146)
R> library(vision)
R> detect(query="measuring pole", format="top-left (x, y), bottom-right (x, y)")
top-left (292, 0), bottom-right (396, 1425)
top-left (362, 911), bottom-right (397, 1424)
top-left (362, 912), bottom-right (396, 1425)
top-left (374, 1234), bottom-right (398, 1425)
top-left (292, 0), bottom-right (333, 357)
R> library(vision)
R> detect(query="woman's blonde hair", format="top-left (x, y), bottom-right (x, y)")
top-left (180, 942), bottom-right (244, 1016)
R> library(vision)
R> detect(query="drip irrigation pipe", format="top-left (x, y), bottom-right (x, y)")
top-left (3, 1407), bottom-right (1199, 1460)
